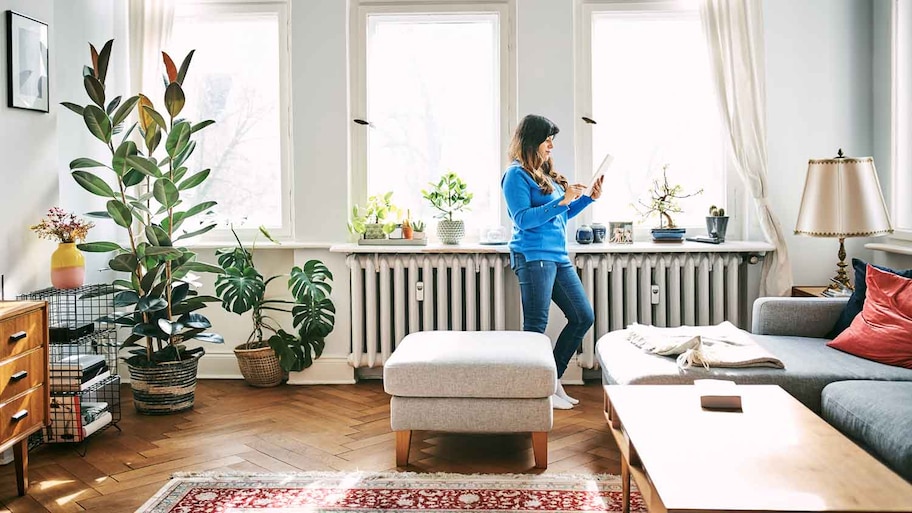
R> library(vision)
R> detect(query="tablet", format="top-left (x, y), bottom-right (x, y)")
top-left (586, 153), bottom-right (613, 196)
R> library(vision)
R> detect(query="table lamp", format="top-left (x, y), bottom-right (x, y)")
top-left (795, 149), bottom-right (893, 291)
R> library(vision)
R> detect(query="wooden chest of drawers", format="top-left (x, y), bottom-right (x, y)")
top-left (0, 301), bottom-right (48, 496)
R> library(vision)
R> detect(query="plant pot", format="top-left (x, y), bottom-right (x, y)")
top-left (127, 351), bottom-right (204, 415)
top-left (705, 216), bottom-right (730, 241)
top-left (234, 342), bottom-right (284, 387)
top-left (651, 227), bottom-right (686, 242)
top-left (413, 231), bottom-right (426, 240)
top-left (50, 242), bottom-right (85, 289)
top-left (363, 223), bottom-right (386, 240)
top-left (437, 220), bottom-right (465, 244)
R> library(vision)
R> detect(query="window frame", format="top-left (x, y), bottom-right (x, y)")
top-left (573, 0), bottom-right (742, 239)
top-left (349, 1), bottom-right (516, 235)
top-left (171, 0), bottom-right (294, 241)
top-left (890, 0), bottom-right (912, 241)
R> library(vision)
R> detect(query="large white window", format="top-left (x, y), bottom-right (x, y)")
top-left (170, 0), bottom-right (292, 237)
top-left (893, 0), bottom-right (912, 239)
top-left (352, 3), bottom-right (512, 239)
top-left (578, 2), bottom-right (729, 231)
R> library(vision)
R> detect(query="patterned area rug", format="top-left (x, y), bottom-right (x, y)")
top-left (137, 471), bottom-right (646, 512)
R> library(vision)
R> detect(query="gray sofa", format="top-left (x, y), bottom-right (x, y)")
top-left (595, 297), bottom-right (912, 482)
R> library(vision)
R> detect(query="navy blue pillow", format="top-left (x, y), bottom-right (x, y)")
top-left (827, 258), bottom-right (912, 338)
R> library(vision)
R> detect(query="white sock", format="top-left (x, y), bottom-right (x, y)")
top-left (551, 394), bottom-right (573, 410)
top-left (555, 382), bottom-right (579, 405)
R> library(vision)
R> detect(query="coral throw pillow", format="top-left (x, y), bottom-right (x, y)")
top-left (827, 265), bottom-right (912, 369)
top-left (826, 258), bottom-right (912, 339)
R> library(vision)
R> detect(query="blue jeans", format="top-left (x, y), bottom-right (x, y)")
top-left (512, 253), bottom-right (594, 378)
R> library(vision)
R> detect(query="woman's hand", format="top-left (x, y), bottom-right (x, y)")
top-left (559, 184), bottom-right (587, 206)
top-left (589, 176), bottom-right (605, 200)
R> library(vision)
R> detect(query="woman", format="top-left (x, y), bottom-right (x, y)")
top-left (501, 114), bottom-right (604, 410)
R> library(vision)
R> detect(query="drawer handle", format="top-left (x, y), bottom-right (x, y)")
top-left (10, 370), bottom-right (28, 381)
top-left (9, 331), bottom-right (27, 342)
top-left (11, 409), bottom-right (28, 422)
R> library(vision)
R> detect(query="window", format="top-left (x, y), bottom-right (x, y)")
top-left (352, 3), bottom-right (512, 238)
top-left (579, 2), bottom-right (729, 231)
top-left (893, 0), bottom-right (912, 239)
top-left (170, 0), bottom-right (292, 237)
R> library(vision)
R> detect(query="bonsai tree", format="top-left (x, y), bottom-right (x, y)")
top-left (215, 226), bottom-right (336, 372)
top-left (421, 171), bottom-right (473, 222)
top-left (634, 164), bottom-right (703, 228)
top-left (348, 192), bottom-right (400, 239)
top-left (63, 40), bottom-right (224, 366)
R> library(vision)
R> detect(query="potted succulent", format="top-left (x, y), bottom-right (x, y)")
top-left (64, 40), bottom-right (224, 414)
top-left (349, 192), bottom-right (400, 240)
top-left (422, 171), bottom-right (473, 244)
top-left (634, 164), bottom-right (702, 241)
top-left (706, 205), bottom-right (730, 242)
top-left (215, 226), bottom-right (336, 387)
top-left (411, 219), bottom-right (426, 240)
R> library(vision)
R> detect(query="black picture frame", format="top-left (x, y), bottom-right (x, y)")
top-left (6, 10), bottom-right (49, 113)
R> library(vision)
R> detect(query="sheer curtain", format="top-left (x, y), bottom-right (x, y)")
top-left (700, 0), bottom-right (793, 297)
top-left (128, 0), bottom-right (174, 100)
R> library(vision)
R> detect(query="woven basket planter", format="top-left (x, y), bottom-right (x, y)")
top-left (234, 342), bottom-right (284, 387)
top-left (128, 351), bottom-right (203, 415)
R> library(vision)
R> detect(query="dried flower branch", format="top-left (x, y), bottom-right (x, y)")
top-left (30, 207), bottom-right (95, 243)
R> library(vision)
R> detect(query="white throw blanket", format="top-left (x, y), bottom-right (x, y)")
top-left (625, 321), bottom-right (785, 370)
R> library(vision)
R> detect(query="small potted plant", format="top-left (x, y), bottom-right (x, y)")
top-left (215, 226), bottom-right (336, 386)
top-left (706, 205), bottom-right (729, 242)
top-left (349, 192), bottom-right (400, 240)
top-left (31, 207), bottom-right (95, 289)
top-left (422, 171), bottom-right (473, 244)
top-left (411, 219), bottom-right (426, 240)
top-left (634, 164), bottom-right (702, 241)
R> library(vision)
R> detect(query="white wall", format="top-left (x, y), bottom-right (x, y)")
top-left (764, 0), bottom-right (877, 287)
top-left (32, 0), bottom-right (887, 382)
top-left (0, 0), bottom-right (56, 297)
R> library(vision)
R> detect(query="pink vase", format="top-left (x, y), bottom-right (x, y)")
top-left (50, 242), bottom-right (86, 289)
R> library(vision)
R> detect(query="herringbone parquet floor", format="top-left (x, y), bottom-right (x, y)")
top-left (0, 380), bottom-right (620, 513)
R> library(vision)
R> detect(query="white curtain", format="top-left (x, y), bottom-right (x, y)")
top-left (128, 0), bottom-right (174, 100)
top-left (700, 0), bottom-right (793, 297)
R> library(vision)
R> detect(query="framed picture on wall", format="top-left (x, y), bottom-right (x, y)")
top-left (6, 11), bottom-right (49, 112)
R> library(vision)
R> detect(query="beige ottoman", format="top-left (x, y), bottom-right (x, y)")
top-left (383, 331), bottom-right (557, 469)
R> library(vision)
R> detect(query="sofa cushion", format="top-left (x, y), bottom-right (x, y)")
top-left (822, 381), bottom-right (912, 482)
top-left (596, 330), bottom-right (912, 413)
top-left (383, 331), bottom-right (556, 399)
top-left (827, 258), bottom-right (912, 338)
top-left (828, 265), bottom-right (912, 369)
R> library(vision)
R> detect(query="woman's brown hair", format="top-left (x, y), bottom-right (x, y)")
top-left (508, 114), bottom-right (568, 195)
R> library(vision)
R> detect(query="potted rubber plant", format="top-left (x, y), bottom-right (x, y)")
top-left (422, 171), bottom-right (473, 244)
top-left (215, 226), bottom-right (336, 386)
top-left (64, 40), bottom-right (224, 414)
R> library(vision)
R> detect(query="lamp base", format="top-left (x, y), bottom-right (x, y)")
top-left (829, 237), bottom-right (854, 291)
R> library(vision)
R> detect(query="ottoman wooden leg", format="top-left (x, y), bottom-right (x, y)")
top-left (532, 431), bottom-right (548, 469)
top-left (396, 430), bottom-right (412, 467)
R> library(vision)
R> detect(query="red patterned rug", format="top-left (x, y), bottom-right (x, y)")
top-left (137, 471), bottom-right (646, 512)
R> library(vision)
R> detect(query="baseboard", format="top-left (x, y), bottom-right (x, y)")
top-left (118, 354), bottom-right (356, 384)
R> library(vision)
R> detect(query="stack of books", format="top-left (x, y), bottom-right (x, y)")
top-left (47, 397), bottom-right (112, 443)
top-left (49, 354), bottom-right (110, 393)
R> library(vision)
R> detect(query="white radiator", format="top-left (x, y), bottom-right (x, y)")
top-left (575, 252), bottom-right (749, 369)
top-left (347, 254), bottom-right (510, 368)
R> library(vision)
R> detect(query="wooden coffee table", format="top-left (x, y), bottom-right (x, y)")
top-left (604, 385), bottom-right (912, 513)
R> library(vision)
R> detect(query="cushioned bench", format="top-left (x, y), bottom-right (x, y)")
top-left (383, 331), bottom-right (556, 469)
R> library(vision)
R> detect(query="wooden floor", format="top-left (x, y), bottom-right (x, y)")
top-left (0, 380), bottom-right (620, 512)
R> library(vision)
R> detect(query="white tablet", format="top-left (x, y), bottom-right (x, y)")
top-left (586, 153), bottom-right (614, 196)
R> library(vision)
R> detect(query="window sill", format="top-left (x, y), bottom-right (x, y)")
top-left (330, 240), bottom-right (775, 254)
top-left (183, 241), bottom-right (336, 250)
top-left (864, 240), bottom-right (912, 257)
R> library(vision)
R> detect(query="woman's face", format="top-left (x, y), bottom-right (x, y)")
top-left (537, 135), bottom-right (554, 160)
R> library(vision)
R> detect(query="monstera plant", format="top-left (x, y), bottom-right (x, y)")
top-left (63, 40), bottom-right (223, 413)
top-left (215, 226), bottom-right (335, 386)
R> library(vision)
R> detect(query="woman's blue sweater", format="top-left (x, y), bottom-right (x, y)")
top-left (501, 161), bottom-right (593, 264)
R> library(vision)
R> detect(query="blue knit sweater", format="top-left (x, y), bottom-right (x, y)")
top-left (501, 161), bottom-right (594, 264)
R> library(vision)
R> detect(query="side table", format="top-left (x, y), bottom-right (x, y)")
top-left (791, 286), bottom-right (828, 297)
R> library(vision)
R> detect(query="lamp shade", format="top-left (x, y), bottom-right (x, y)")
top-left (795, 156), bottom-right (893, 237)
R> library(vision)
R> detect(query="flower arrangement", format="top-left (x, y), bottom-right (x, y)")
top-left (31, 207), bottom-right (95, 243)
